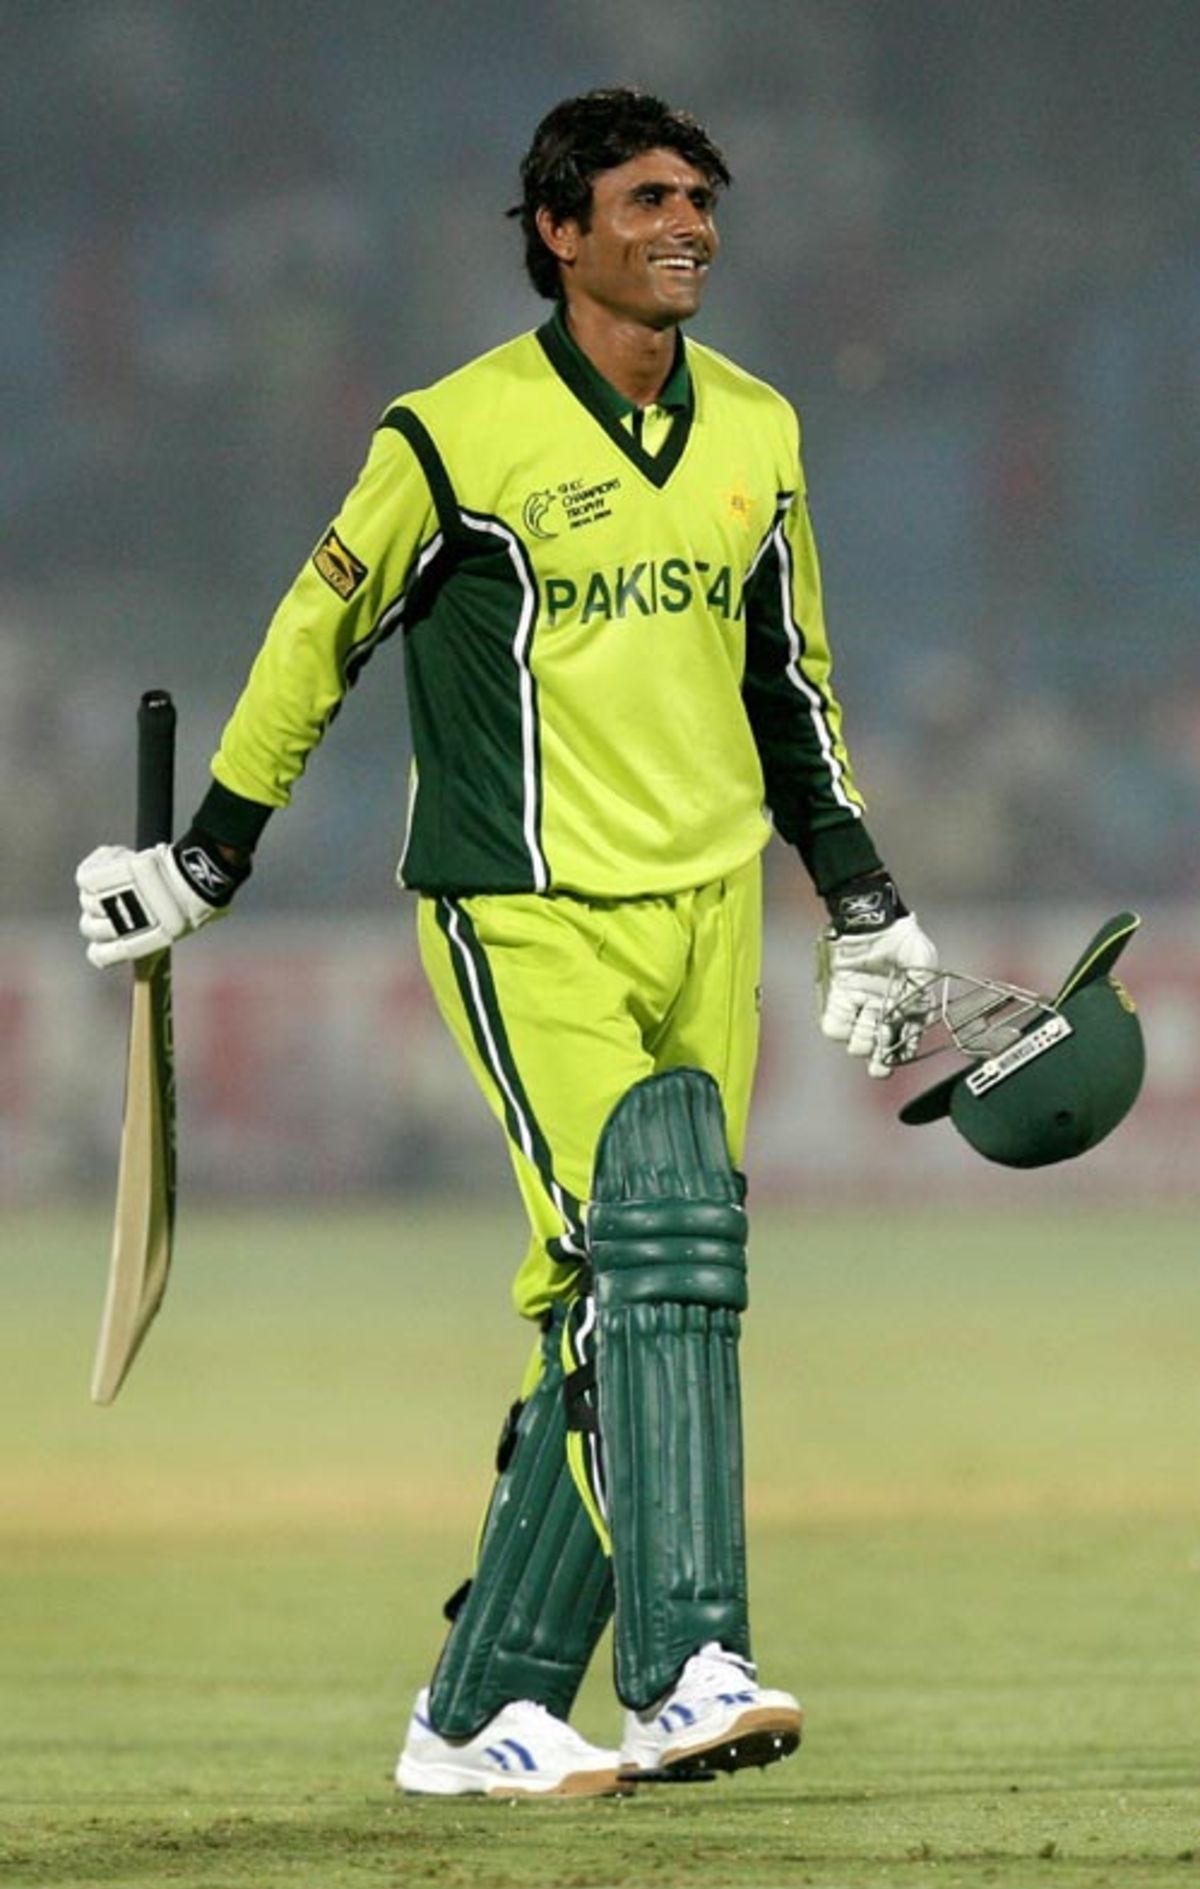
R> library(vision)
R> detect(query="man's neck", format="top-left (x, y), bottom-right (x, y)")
top-left (562, 302), bottom-right (680, 408)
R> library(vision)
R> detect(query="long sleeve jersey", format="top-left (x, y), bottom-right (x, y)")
top-left (198, 309), bottom-right (882, 900)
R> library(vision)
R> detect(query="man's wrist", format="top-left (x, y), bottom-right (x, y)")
top-left (192, 779), bottom-right (275, 854)
top-left (824, 870), bottom-right (909, 936)
top-left (170, 828), bottom-right (251, 909)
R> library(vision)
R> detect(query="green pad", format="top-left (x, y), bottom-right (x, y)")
top-left (589, 1067), bottom-right (751, 1710)
top-left (427, 1308), bottom-right (613, 1738)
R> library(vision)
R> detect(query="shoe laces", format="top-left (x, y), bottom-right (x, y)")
top-left (679, 1641), bottom-right (758, 1700)
top-left (499, 1698), bottom-right (596, 1752)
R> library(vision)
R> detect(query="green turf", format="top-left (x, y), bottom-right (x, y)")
top-left (2, 1204), bottom-right (1198, 1887)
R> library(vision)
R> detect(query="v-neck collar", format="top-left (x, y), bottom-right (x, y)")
top-left (536, 305), bottom-right (694, 490)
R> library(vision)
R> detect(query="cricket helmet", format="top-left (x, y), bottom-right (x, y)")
top-left (894, 912), bottom-right (1145, 1168)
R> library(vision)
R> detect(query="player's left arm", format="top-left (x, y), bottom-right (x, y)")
top-left (741, 424), bottom-right (937, 1075)
top-left (741, 479), bottom-right (879, 893)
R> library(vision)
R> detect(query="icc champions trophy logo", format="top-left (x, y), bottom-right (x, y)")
top-left (522, 490), bottom-right (560, 540)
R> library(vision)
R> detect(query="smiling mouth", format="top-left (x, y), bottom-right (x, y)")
top-left (650, 254), bottom-right (709, 275)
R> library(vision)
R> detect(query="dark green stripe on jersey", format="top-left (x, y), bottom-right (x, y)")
top-left (381, 408), bottom-right (464, 544)
top-left (742, 499), bottom-right (881, 894)
top-left (379, 416), bottom-right (548, 892)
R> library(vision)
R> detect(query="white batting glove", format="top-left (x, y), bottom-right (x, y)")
top-left (77, 836), bottom-right (242, 968)
top-left (817, 878), bottom-right (939, 1079)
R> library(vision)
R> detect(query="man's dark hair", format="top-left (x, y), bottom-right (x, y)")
top-left (510, 87), bottom-right (732, 300)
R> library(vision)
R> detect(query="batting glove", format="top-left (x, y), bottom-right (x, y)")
top-left (817, 875), bottom-right (939, 1079)
top-left (77, 832), bottom-right (247, 968)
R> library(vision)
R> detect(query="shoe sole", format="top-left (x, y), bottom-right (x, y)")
top-left (397, 1761), bottom-right (628, 1799)
top-left (622, 1705), bottom-right (804, 1781)
top-left (486, 1768), bottom-right (628, 1799)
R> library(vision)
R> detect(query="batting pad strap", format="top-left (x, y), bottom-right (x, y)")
top-left (562, 1360), bottom-right (597, 1433)
top-left (590, 1068), bottom-right (752, 1710)
top-left (426, 1308), bottom-right (613, 1739)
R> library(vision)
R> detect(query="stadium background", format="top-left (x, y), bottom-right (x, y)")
top-left (3, 10), bottom-right (1199, 1883)
top-left (2, 0), bottom-right (1197, 1202)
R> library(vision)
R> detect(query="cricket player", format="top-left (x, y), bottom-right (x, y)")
top-left (78, 89), bottom-right (937, 1798)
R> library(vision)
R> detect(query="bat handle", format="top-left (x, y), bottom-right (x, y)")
top-left (137, 689), bottom-right (176, 849)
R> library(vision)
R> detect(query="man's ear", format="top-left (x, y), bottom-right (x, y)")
top-left (535, 205), bottom-right (578, 266)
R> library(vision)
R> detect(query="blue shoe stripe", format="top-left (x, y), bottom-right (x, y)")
top-left (485, 1745), bottom-right (512, 1770)
top-left (500, 1737), bottom-right (538, 1773)
top-left (654, 1690), bottom-right (758, 1735)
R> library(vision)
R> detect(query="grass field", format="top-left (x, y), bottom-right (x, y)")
top-left (3, 1202), bottom-right (1198, 1888)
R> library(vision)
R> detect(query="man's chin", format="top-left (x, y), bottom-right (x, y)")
top-left (645, 285), bottom-right (706, 327)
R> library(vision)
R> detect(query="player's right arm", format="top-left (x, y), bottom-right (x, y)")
top-left (77, 424), bottom-right (438, 966)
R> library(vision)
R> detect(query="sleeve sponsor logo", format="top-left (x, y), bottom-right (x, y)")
top-left (313, 525), bottom-right (368, 600)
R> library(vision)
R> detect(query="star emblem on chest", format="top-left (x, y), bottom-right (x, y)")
top-left (723, 481), bottom-right (754, 531)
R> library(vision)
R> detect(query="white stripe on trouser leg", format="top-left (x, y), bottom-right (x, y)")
top-left (572, 1295), bottom-right (608, 1524)
top-left (442, 899), bottom-right (585, 1257)
top-left (444, 905), bottom-right (538, 1166)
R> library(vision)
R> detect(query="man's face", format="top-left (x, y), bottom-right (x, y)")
top-left (538, 147), bottom-right (720, 328)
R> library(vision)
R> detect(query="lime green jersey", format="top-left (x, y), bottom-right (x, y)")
top-left (204, 311), bottom-right (880, 898)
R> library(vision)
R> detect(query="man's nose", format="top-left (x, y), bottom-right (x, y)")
top-left (668, 194), bottom-right (707, 240)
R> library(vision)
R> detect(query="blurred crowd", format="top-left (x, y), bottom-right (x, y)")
top-left (2, 0), bottom-right (1197, 916)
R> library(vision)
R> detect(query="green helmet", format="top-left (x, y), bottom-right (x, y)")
top-left (897, 913), bottom-right (1145, 1169)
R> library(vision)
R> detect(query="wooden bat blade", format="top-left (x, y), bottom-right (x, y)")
top-left (91, 952), bottom-right (177, 1404)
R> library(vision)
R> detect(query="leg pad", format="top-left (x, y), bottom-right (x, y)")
top-left (589, 1068), bottom-right (751, 1710)
top-left (427, 1309), bottom-right (613, 1738)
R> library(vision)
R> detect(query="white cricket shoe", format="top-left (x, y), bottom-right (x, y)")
top-left (395, 1688), bottom-right (625, 1798)
top-left (620, 1642), bottom-right (803, 1778)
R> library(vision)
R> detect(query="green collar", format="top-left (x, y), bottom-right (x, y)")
top-left (536, 304), bottom-right (694, 489)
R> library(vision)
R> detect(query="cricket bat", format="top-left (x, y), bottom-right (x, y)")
top-left (90, 690), bottom-right (178, 1405)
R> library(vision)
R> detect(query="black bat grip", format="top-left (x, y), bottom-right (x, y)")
top-left (137, 690), bottom-right (176, 849)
